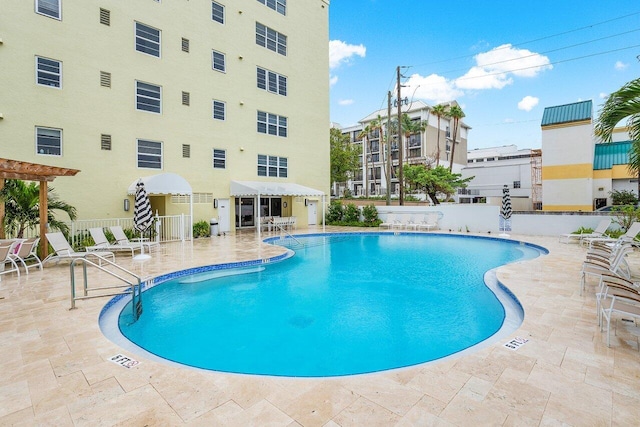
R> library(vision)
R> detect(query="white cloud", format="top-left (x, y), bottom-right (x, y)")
top-left (403, 73), bottom-right (463, 104)
top-left (599, 92), bottom-right (608, 99)
top-left (329, 40), bottom-right (366, 69)
top-left (615, 60), bottom-right (628, 70)
top-left (517, 96), bottom-right (539, 111)
top-left (338, 99), bottom-right (354, 106)
top-left (330, 75), bottom-right (338, 86)
top-left (456, 44), bottom-right (552, 90)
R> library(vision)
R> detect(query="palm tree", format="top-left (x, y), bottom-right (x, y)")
top-left (595, 77), bottom-right (640, 195)
top-left (0, 179), bottom-right (77, 238)
top-left (357, 124), bottom-right (373, 197)
top-left (447, 105), bottom-right (465, 172)
top-left (369, 115), bottom-right (388, 198)
top-left (431, 104), bottom-right (449, 166)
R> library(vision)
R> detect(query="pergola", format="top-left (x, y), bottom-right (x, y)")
top-left (0, 158), bottom-right (80, 259)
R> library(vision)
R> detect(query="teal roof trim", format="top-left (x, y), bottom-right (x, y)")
top-left (541, 100), bottom-right (592, 126)
top-left (593, 141), bottom-right (632, 170)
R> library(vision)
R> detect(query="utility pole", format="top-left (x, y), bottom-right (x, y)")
top-left (386, 91), bottom-right (392, 206)
top-left (397, 66), bottom-right (404, 205)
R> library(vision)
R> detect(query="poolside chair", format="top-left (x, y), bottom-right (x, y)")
top-left (88, 227), bottom-right (141, 257)
top-left (579, 242), bottom-right (633, 295)
top-left (599, 275), bottom-right (640, 347)
top-left (9, 237), bottom-right (43, 274)
top-left (404, 214), bottom-right (421, 231)
top-left (0, 241), bottom-right (21, 281)
top-left (559, 218), bottom-right (611, 245)
top-left (393, 213), bottom-right (410, 230)
top-left (379, 214), bottom-right (397, 229)
top-left (418, 212), bottom-right (440, 232)
top-left (109, 226), bottom-right (159, 252)
top-left (43, 232), bottom-right (115, 265)
top-left (583, 221), bottom-right (640, 248)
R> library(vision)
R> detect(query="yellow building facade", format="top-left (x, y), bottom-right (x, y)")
top-left (0, 0), bottom-right (330, 232)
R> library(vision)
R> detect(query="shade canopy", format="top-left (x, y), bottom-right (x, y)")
top-left (0, 158), bottom-right (80, 182)
top-left (230, 181), bottom-right (324, 197)
top-left (127, 173), bottom-right (192, 195)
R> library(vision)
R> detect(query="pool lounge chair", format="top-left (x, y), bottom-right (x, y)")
top-left (88, 227), bottom-right (141, 257)
top-left (43, 232), bottom-right (115, 265)
top-left (559, 218), bottom-right (612, 245)
top-left (599, 275), bottom-right (640, 347)
top-left (418, 213), bottom-right (440, 232)
top-left (109, 226), bottom-right (159, 252)
top-left (9, 237), bottom-right (43, 274)
top-left (583, 221), bottom-right (640, 248)
top-left (0, 240), bottom-right (21, 281)
top-left (380, 214), bottom-right (397, 229)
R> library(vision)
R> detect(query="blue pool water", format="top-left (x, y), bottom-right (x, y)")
top-left (108, 233), bottom-right (546, 377)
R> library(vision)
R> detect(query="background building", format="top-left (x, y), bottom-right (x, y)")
top-left (0, 0), bottom-right (330, 233)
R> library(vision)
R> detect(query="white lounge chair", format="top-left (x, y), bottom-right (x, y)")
top-left (88, 227), bottom-right (141, 257)
top-left (9, 237), bottom-right (43, 274)
top-left (0, 240), bottom-right (21, 281)
top-left (418, 212), bottom-right (440, 231)
top-left (393, 214), bottom-right (410, 230)
top-left (109, 226), bottom-right (159, 252)
top-left (559, 218), bottom-right (612, 245)
top-left (584, 221), bottom-right (640, 248)
top-left (599, 275), bottom-right (640, 347)
top-left (405, 214), bottom-right (421, 231)
top-left (380, 214), bottom-right (396, 229)
top-left (43, 232), bottom-right (115, 265)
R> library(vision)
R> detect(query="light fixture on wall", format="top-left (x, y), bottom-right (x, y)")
top-left (213, 199), bottom-right (218, 208)
top-left (123, 199), bottom-right (130, 211)
top-left (283, 201), bottom-right (288, 208)
top-left (304, 199), bottom-right (308, 206)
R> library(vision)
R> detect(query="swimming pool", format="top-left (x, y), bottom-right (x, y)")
top-left (100, 233), bottom-right (547, 377)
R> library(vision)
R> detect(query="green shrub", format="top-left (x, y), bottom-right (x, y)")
top-left (611, 189), bottom-right (638, 206)
top-left (193, 220), bottom-right (211, 238)
top-left (570, 226), bottom-right (594, 235)
top-left (612, 205), bottom-right (640, 232)
top-left (362, 204), bottom-right (379, 224)
top-left (343, 203), bottom-right (360, 222)
top-left (326, 201), bottom-right (344, 222)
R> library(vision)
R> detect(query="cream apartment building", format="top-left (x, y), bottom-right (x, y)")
top-left (0, 0), bottom-right (330, 233)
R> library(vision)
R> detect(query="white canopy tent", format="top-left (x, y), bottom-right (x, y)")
top-left (230, 180), bottom-right (326, 238)
top-left (127, 173), bottom-right (193, 240)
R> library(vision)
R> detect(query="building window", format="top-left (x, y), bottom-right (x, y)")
top-left (36, 0), bottom-right (61, 19)
top-left (182, 91), bottom-right (190, 106)
top-left (258, 154), bottom-right (287, 177)
top-left (211, 1), bottom-right (224, 24)
top-left (257, 111), bottom-right (287, 137)
top-left (181, 37), bottom-right (189, 53)
top-left (101, 134), bottom-right (112, 150)
top-left (212, 100), bottom-right (226, 120)
top-left (36, 127), bottom-right (62, 156)
top-left (137, 139), bottom-right (162, 169)
top-left (257, 67), bottom-right (287, 96)
top-left (135, 22), bottom-right (161, 57)
top-left (513, 181), bottom-right (521, 189)
top-left (100, 71), bottom-right (111, 88)
top-left (212, 50), bottom-right (225, 72)
top-left (182, 144), bottom-right (190, 158)
top-left (136, 81), bottom-right (161, 113)
top-left (36, 56), bottom-right (61, 88)
top-left (213, 149), bottom-right (226, 169)
top-left (255, 23), bottom-right (286, 56)
top-left (257, 0), bottom-right (286, 15)
top-left (99, 8), bottom-right (110, 25)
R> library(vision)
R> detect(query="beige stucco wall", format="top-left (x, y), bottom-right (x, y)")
top-left (0, 1), bottom-right (330, 229)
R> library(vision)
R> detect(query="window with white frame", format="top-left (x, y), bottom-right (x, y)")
top-left (213, 100), bottom-right (226, 120)
top-left (212, 50), bottom-right (226, 72)
top-left (36, 56), bottom-right (62, 88)
top-left (136, 81), bottom-right (161, 113)
top-left (135, 22), bottom-right (161, 57)
top-left (257, 111), bottom-right (287, 137)
top-left (36, 0), bottom-right (61, 19)
top-left (257, 67), bottom-right (287, 96)
top-left (256, 0), bottom-right (286, 15)
top-left (211, 1), bottom-right (224, 24)
top-left (137, 139), bottom-right (163, 169)
top-left (36, 127), bottom-right (62, 156)
top-left (257, 154), bottom-right (287, 177)
top-left (513, 181), bottom-right (521, 189)
top-left (255, 23), bottom-right (286, 56)
top-left (213, 149), bottom-right (226, 169)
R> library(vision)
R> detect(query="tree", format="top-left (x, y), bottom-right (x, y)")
top-left (330, 128), bottom-right (360, 197)
top-left (431, 104), bottom-right (449, 166)
top-left (447, 105), bottom-right (465, 172)
top-left (595, 77), bottom-right (640, 194)
top-left (404, 164), bottom-right (472, 205)
top-left (0, 179), bottom-right (77, 238)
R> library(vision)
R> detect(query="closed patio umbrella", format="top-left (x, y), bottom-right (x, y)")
top-left (500, 185), bottom-right (512, 236)
top-left (134, 179), bottom-right (153, 259)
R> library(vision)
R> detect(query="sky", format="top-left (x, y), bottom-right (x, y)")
top-left (328, 0), bottom-right (640, 150)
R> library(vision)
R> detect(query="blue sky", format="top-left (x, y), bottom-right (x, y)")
top-left (329, 1), bottom-right (640, 150)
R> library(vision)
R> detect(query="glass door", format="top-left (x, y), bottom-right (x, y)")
top-left (235, 198), bottom-right (255, 228)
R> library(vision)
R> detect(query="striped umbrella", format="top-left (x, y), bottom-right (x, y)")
top-left (134, 179), bottom-right (153, 232)
top-left (501, 185), bottom-right (512, 220)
